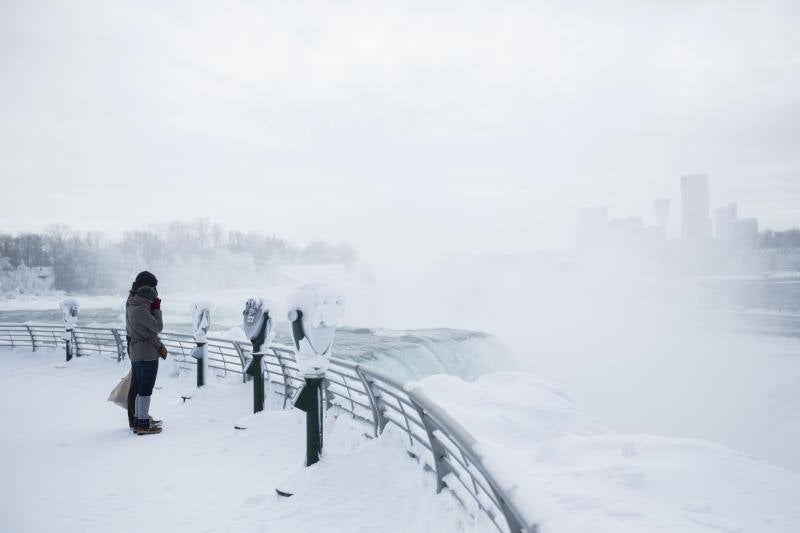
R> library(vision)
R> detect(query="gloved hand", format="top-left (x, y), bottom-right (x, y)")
top-left (151, 298), bottom-right (161, 311)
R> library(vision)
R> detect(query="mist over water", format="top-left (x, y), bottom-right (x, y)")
top-left (343, 252), bottom-right (800, 472)
top-left (3, 248), bottom-right (798, 472)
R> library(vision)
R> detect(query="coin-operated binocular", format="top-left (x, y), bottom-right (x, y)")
top-left (59, 299), bottom-right (79, 361)
top-left (287, 284), bottom-right (345, 468)
top-left (242, 297), bottom-right (276, 414)
top-left (189, 303), bottom-right (211, 388)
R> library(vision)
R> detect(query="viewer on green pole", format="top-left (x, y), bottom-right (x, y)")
top-left (276, 284), bottom-right (345, 498)
top-left (287, 283), bottom-right (345, 467)
top-left (190, 302), bottom-right (211, 388)
top-left (242, 297), bottom-right (275, 413)
top-left (59, 299), bottom-right (79, 361)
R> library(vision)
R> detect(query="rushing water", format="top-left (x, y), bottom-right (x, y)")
top-left (0, 308), bottom-right (516, 382)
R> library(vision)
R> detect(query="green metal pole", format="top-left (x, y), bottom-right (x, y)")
top-left (253, 353), bottom-right (264, 412)
top-left (246, 353), bottom-right (264, 412)
top-left (246, 338), bottom-right (265, 413)
top-left (295, 377), bottom-right (324, 466)
top-left (197, 356), bottom-right (205, 387)
top-left (196, 343), bottom-right (206, 388)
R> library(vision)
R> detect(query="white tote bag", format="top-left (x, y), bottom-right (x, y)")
top-left (108, 370), bottom-right (132, 409)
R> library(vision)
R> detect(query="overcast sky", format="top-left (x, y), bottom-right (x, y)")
top-left (1, 0), bottom-right (798, 259)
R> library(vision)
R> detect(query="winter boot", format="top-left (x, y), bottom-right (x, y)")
top-left (130, 416), bottom-right (161, 430)
top-left (134, 418), bottom-right (162, 435)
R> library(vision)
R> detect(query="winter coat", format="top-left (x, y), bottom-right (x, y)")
top-left (126, 296), bottom-right (163, 362)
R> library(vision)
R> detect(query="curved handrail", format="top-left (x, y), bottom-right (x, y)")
top-left (0, 322), bottom-right (535, 533)
top-left (408, 386), bottom-right (531, 532)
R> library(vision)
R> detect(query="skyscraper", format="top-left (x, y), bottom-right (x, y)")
top-left (716, 203), bottom-right (738, 243)
top-left (681, 174), bottom-right (711, 242)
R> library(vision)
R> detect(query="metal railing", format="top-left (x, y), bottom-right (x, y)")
top-left (0, 322), bottom-right (534, 533)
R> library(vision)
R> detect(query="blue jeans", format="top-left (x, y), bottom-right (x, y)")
top-left (132, 359), bottom-right (159, 397)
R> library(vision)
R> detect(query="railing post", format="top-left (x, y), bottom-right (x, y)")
top-left (111, 329), bottom-right (125, 362)
top-left (219, 345), bottom-right (227, 378)
top-left (322, 377), bottom-right (335, 411)
top-left (355, 367), bottom-right (386, 437)
top-left (408, 395), bottom-right (452, 494)
top-left (337, 373), bottom-right (357, 416)
top-left (25, 325), bottom-right (36, 351)
top-left (233, 341), bottom-right (249, 383)
top-left (397, 400), bottom-right (415, 448)
top-left (275, 351), bottom-right (293, 408)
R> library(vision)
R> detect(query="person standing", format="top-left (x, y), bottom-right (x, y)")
top-left (126, 271), bottom-right (166, 435)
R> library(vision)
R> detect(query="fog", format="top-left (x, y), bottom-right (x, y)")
top-left (1, 0), bottom-right (799, 474)
top-left (2, 0), bottom-right (799, 259)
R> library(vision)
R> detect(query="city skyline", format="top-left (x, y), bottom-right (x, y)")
top-left (580, 172), bottom-right (778, 245)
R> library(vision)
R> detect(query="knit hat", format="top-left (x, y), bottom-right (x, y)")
top-left (133, 271), bottom-right (158, 290)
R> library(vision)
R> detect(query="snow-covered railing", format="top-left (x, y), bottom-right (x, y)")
top-left (0, 323), bottom-right (63, 351)
top-left (0, 322), bottom-right (534, 533)
top-left (0, 323), bottom-right (253, 377)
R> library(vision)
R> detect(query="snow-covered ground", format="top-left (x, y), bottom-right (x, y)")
top-left (2, 348), bottom-right (799, 533)
top-left (418, 373), bottom-right (800, 532)
top-left (0, 349), bottom-right (481, 533)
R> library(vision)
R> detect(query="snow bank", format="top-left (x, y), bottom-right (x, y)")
top-left (413, 372), bottom-right (800, 533)
top-left (526, 434), bottom-right (800, 533)
top-left (413, 372), bottom-right (610, 447)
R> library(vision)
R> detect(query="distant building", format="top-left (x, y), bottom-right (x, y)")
top-left (716, 203), bottom-right (738, 243)
top-left (681, 174), bottom-right (712, 242)
top-left (734, 218), bottom-right (759, 249)
top-left (715, 203), bottom-right (759, 250)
